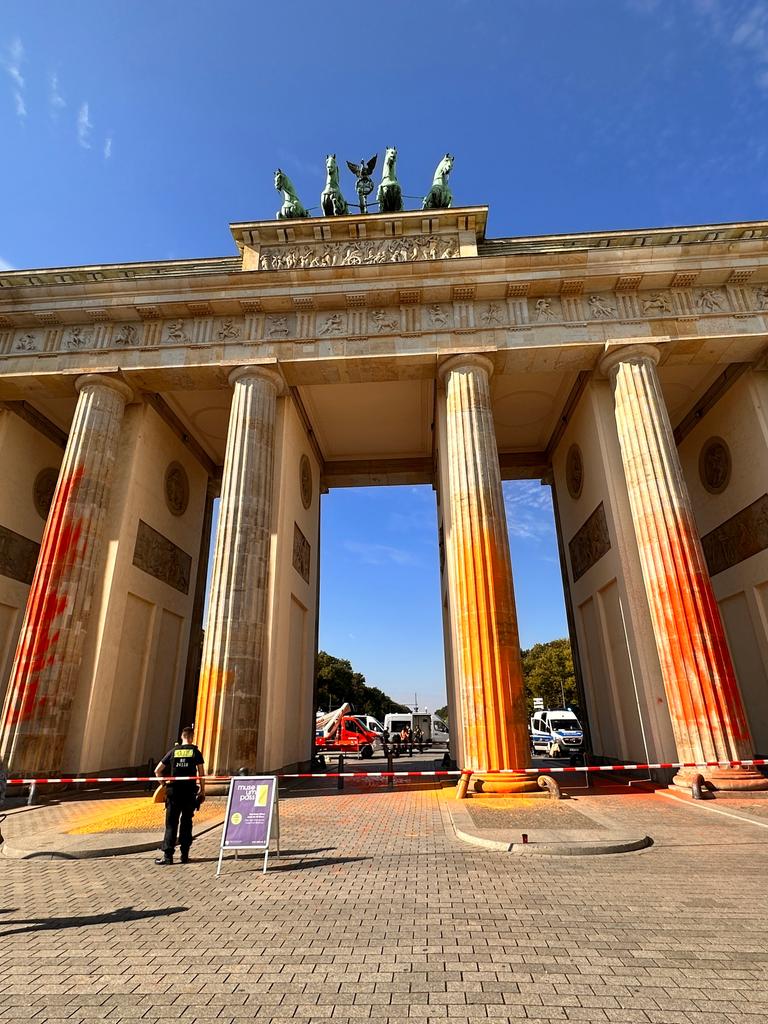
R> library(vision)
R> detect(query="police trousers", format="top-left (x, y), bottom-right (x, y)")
top-left (162, 787), bottom-right (196, 856)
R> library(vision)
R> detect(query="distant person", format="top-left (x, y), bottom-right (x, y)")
top-left (401, 726), bottom-right (412, 756)
top-left (414, 726), bottom-right (424, 754)
top-left (154, 725), bottom-right (205, 865)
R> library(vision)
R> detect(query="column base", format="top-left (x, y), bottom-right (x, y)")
top-left (472, 772), bottom-right (539, 795)
top-left (672, 766), bottom-right (768, 792)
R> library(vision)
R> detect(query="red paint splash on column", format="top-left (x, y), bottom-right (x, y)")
top-left (3, 466), bottom-right (85, 727)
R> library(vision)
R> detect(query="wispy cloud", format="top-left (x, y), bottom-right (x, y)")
top-left (2, 37), bottom-right (26, 120)
top-left (0, 257), bottom-right (14, 271)
top-left (49, 71), bottom-right (65, 117)
top-left (77, 101), bottom-right (92, 148)
top-left (104, 135), bottom-right (112, 160)
top-left (729, 2), bottom-right (768, 88)
top-left (503, 480), bottom-right (555, 541)
top-left (343, 540), bottom-right (420, 567)
top-left (631, 0), bottom-right (768, 91)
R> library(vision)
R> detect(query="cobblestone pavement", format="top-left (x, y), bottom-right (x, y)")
top-left (2, 781), bottom-right (768, 1024)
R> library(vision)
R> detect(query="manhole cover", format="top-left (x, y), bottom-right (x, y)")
top-left (465, 800), bottom-right (604, 830)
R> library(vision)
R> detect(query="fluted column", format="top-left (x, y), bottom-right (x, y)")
top-left (0, 374), bottom-right (133, 773)
top-left (195, 366), bottom-right (285, 775)
top-left (601, 343), bottom-right (766, 790)
top-left (439, 355), bottom-right (534, 793)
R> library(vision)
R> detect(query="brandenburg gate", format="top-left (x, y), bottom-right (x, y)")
top-left (1, 171), bottom-right (767, 791)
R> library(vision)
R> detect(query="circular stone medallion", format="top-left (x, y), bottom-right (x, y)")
top-left (33, 467), bottom-right (59, 520)
top-left (300, 454), bottom-right (313, 510)
top-left (699, 437), bottom-right (731, 494)
top-left (165, 461), bottom-right (190, 516)
top-left (565, 444), bottom-right (584, 499)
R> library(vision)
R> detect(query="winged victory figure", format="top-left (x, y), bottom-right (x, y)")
top-left (346, 154), bottom-right (378, 213)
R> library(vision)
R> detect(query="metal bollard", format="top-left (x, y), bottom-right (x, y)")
top-left (537, 774), bottom-right (562, 800)
top-left (691, 773), bottom-right (706, 800)
top-left (337, 754), bottom-right (344, 790)
top-left (27, 781), bottom-right (37, 806)
top-left (387, 752), bottom-right (394, 791)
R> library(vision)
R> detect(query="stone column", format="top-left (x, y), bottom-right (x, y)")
top-left (439, 355), bottom-right (534, 794)
top-left (601, 343), bottom-right (766, 790)
top-left (195, 366), bottom-right (284, 775)
top-left (0, 374), bottom-right (133, 773)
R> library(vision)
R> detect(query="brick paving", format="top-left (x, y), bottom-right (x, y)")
top-left (2, 781), bottom-right (768, 1023)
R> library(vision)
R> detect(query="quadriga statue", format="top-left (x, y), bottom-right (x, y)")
top-left (320, 154), bottom-right (349, 216)
top-left (377, 146), bottom-right (403, 213)
top-left (422, 153), bottom-right (454, 210)
top-left (274, 168), bottom-right (309, 220)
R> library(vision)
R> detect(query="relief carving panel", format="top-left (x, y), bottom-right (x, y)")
top-left (568, 502), bottom-right (611, 582)
top-left (701, 494), bottom-right (768, 576)
top-left (0, 524), bottom-right (40, 585)
top-left (132, 519), bottom-right (192, 594)
top-left (259, 234), bottom-right (460, 271)
top-left (292, 522), bottom-right (311, 584)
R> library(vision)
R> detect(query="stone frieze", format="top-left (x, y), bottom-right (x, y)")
top-left (701, 493), bottom-right (768, 576)
top-left (1, 284), bottom-right (768, 358)
top-left (132, 519), bottom-right (192, 594)
top-left (0, 523), bottom-right (40, 585)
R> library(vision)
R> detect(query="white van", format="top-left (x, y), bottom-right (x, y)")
top-left (383, 712), bottom-right (450, 748)
top-left (355, 715), bottom-right (386, 736)
top-left (530, 709), bottom-right (584, 758)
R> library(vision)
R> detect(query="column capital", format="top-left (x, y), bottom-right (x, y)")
top-left (438, 353), bottom-right (494, 383)
top-left (228, 364), bottom-right (286, 395)
top-left (75, 373), bottom-right (133, 403)
top-left (598, 340), bottom-right (665, 379)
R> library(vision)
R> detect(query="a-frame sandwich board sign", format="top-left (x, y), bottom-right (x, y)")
top-left (216, 775), bottom-right (280, 876)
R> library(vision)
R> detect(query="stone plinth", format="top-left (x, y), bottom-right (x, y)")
top-left (194, 366), bottom-right (284, 775)
top-left (439, 355), bottom-right (535, 795)
top-left (601, 343), bottom-right (767, 791)
top-left (0, 375), bottom-right (132, 773)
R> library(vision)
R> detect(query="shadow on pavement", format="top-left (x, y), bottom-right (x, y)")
top-left (0, 904), bottom-right (187, 937)
top-left (210, 855), bottom-right (372, 871)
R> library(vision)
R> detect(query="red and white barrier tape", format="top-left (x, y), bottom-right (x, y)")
top-left (4, 758), bottom-right (767, 785)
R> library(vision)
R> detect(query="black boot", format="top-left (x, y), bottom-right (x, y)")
top-left (155, 854), bottom-right (173, 865)
top-left (180, 851), bottom-right (190, 864)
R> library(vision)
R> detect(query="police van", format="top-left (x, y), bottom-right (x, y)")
top-left (530, 708), bottom-right (584, 758)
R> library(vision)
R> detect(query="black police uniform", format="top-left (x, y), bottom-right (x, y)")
top-left (159, 742), bottom-right (204, 862)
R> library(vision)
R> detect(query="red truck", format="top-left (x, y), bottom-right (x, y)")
top-left (315, 703), bottom-right (382, 759)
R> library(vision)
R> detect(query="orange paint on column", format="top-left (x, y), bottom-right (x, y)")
top-left (0, 376), bottom-right (131, 774)
top-left (603, 344), bottom-right (765, 790)
top-left (439, 355), bottom-right (532, 793)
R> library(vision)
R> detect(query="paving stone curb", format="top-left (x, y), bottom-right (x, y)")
top-left (442, 789), bottom-right (654, 856)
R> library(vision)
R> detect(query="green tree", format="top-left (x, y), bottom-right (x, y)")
top-left (315, 651), bottom-right (409, 722)
top-left (521, 638), bottom-right (577, 719)
top-left (434, 705), bottom-right (449, 723)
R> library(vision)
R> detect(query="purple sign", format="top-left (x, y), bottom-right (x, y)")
top-left (221, 776), bottom-right (277, 848)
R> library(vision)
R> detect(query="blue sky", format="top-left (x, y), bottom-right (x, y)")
top-left (3, 1), bottom-right (768, 710)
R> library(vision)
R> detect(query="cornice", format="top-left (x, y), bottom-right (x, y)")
top-left (2, 217), bottom-right (767, 304)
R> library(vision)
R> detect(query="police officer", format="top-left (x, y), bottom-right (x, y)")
top-left (154, 725), bottom-right (205, 865)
